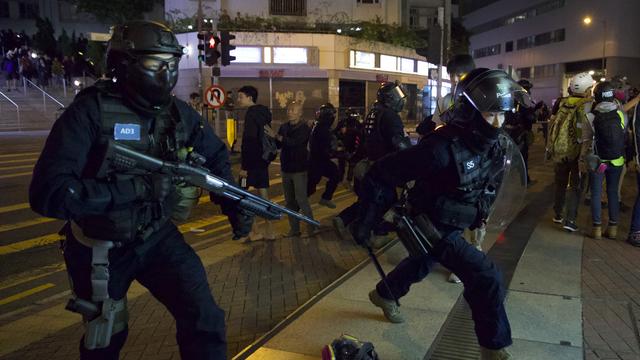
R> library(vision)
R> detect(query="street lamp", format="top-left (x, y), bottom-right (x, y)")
top-left (582, 15), bottom-right (607, 76)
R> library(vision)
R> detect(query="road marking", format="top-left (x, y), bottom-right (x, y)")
top-left (0, 263), bottom-right (66, 291)
top-left (0, 283), bottom-right (55, 306)
top-left (0, 164), bottom-right (33, 171)
top-left (0, 152), bottom-right (40, 159)
top-left (0, 233), bottom-right (63, 256)
top-left (0, 203), bottom-right (30, 214)
top-left (0, 171), bottom-right (32, 179)
top-left (0, 217), bottom-right (57, 233)
top-left (0, 157), bottom-right (38, 165)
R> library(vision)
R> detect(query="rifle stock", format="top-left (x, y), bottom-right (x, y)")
top-left (105, 140), bottom-right (320, 227)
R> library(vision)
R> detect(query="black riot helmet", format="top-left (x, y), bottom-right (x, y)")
top-left (376, 82), bottom-right (407, 113)
top-left (454, 68), bottom-right (530, 114)
top-left (517, 79), bottom-right (533, 93)
top-left (106, 21), bottom-right (184, 115)
top-left (451, 68), bottom-right (530, 139)
top-left (593, 80), bottom-right (616, 104)
top-left (316, 103), bottom-right (337, 127)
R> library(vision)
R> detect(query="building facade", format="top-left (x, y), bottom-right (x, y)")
top-left (463, 0), bottom-right (640, 105)
top-left (166, 0), bottom-right (456, 122)
top-left (0, 0), bottom-right (163, 40)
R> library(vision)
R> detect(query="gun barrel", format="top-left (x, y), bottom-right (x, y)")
top-left (109, 141), bottom-right (319, 226)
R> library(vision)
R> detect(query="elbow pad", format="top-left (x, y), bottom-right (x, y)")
top-left (392, 135), bottom-right (412, 151)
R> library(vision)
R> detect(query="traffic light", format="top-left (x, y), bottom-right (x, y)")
top-left (206, 34), bottom-right (221, 66)
top-left (220, 31), bottom-right (236, 66)
top-left (197, 32), bottom-right (220, 66)
top-left (196, 32), bottom-right (209, 63)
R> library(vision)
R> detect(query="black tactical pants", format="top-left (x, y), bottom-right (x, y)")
top-left (63, 223), bottom-right (226, 360)
top-left (376, 230), bottom-right (512, 350)
top-left (307, 158), bottom-right (340, 201)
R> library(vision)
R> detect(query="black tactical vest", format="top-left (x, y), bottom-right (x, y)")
top-left (593, 110), bottom-right (625, 161)
top-left (363, 106), bottom-right (391, 161)
top-left (424, 127), bottom-right (504, 230)
top-left (77, 84), bottom-right (192, 243)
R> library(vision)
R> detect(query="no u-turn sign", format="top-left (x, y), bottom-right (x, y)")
top-left (205, 85), bottom-right (226, 109)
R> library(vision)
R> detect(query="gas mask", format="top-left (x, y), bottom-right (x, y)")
top-left (121, 53), bottom-right (180, 113)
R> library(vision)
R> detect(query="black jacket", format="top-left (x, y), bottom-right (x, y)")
top-left (277, 121), bottom-right (311, 173)
top-left (29, 85), bottom-right (236, 223)
top-left (363, 105), bottom-right (405, 161)
top-left (241, 104), bottom-right (272, 170)
top-left (309, 118), bottom-right (336, 162)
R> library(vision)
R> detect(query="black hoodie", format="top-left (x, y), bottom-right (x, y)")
top-left (241, 104), bottom-right (272, 170)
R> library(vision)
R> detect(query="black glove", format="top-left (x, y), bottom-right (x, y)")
top-left (133, 174), bottom-right (174, 201)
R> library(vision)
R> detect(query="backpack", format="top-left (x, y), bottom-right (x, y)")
top-left (261, 124), bottom-right (278, 163)
top-left (547, 97), bottom-right (591, 162)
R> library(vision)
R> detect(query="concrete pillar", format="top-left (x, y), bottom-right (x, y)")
top-left (327, 70), bottom-right (340, 107)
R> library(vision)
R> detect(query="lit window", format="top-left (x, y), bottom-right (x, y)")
top-left (273, 47), bottom-right (308, 64)
top-left (417, 61), bottom-right (429, 75)
top-left (353, 51), bottom-right (375, 68)
top-left (380, 55), bottom-right (397, 71)
top-left (230, 47), bottom-right (262, 63)
top-left (264, 47), bottom-right (272, 63)
top-left (401, 58), bottom-right (415, 73)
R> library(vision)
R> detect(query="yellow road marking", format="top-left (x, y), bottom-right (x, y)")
top-left (0, 157), bottom-right (38, 165)
top-left (0, 263), bottom-right (66, 291)
top-left (0, 164), bottom-right (33, 171)
top-left (0, 152), bottom-right (40, 159)
top-left (0, 233), bottom-right (64, 256)
top-left (0, 203), bottom-right (30, 214)
top-left (0, 171), bottom-right (32, 179)
top-left (0, 217), bottom-right (57, 233)
top-left (0, 283), bottom-right (55, 306)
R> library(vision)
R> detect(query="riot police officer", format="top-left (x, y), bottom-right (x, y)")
top-left (333, 82), bottom-right (410, 242)
top-left (503, 78), bottom-right (536, 183)
top-left (353, 69), bottom-right (529, 360)
top-left (29, 21), bottom-right (251, 360)
top-left (308, 103), bottom-right (341, 208)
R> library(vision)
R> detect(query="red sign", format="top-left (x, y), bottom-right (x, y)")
top-left (259, 69), bottom-right (285, 78)
top-left (205, 85), bottom-right (226, 109)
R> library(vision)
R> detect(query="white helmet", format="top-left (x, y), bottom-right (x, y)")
top-left (569, 72), bottom-right (595, 95)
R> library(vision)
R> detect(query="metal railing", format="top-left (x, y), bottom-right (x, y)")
top-left (22, 77), bottom-right (65, 112)
top-left (0, 91), bottom-right (21, 129)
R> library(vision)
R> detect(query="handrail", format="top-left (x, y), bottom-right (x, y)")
top-left (0, 90), bottom-right (21, 130)
top-left (22, 77), bottom-right (65, 109)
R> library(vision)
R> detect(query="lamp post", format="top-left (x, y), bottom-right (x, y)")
top-left (583, 16), bottom-right (607, 76)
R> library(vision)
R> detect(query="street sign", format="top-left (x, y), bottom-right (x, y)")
top-left (204, 85), bottom-right (226, 109)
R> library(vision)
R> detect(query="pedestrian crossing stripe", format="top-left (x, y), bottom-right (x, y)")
top-left (0, 203), bottom-right (30, 214)
top-left (0, 152), bottom-right (40, 158)
top-left (0, 217), bottom-right (56, 233)
top-left (0, 164), bottom-right (33, 171)
top-left (0, 171), bottom-right (33, 179)
top-left (0, 283), bottom-right (55, 306)
top-left (0, 157), bottom-right (38, 165)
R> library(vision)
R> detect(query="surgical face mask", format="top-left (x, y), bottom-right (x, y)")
top-left (481, 112), bottom-right (505, 128)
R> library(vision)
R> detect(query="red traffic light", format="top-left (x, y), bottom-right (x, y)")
top-left (208, 36), bottom-right (217, 49)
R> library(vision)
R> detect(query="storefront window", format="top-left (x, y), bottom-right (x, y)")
top-left (401, 58), bottom-right (415, 72)
top-left (273, 47), bottom-right (308, 64)
top-left (380, 55), bottom-right (397, 71)
top-left (230, 47), bottom-right (262, 63)
top-left (352, 51), bottom-right (375, 68)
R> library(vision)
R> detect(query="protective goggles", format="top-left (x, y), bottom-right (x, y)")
top-left (136, 54), bottom-right (180, 72)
